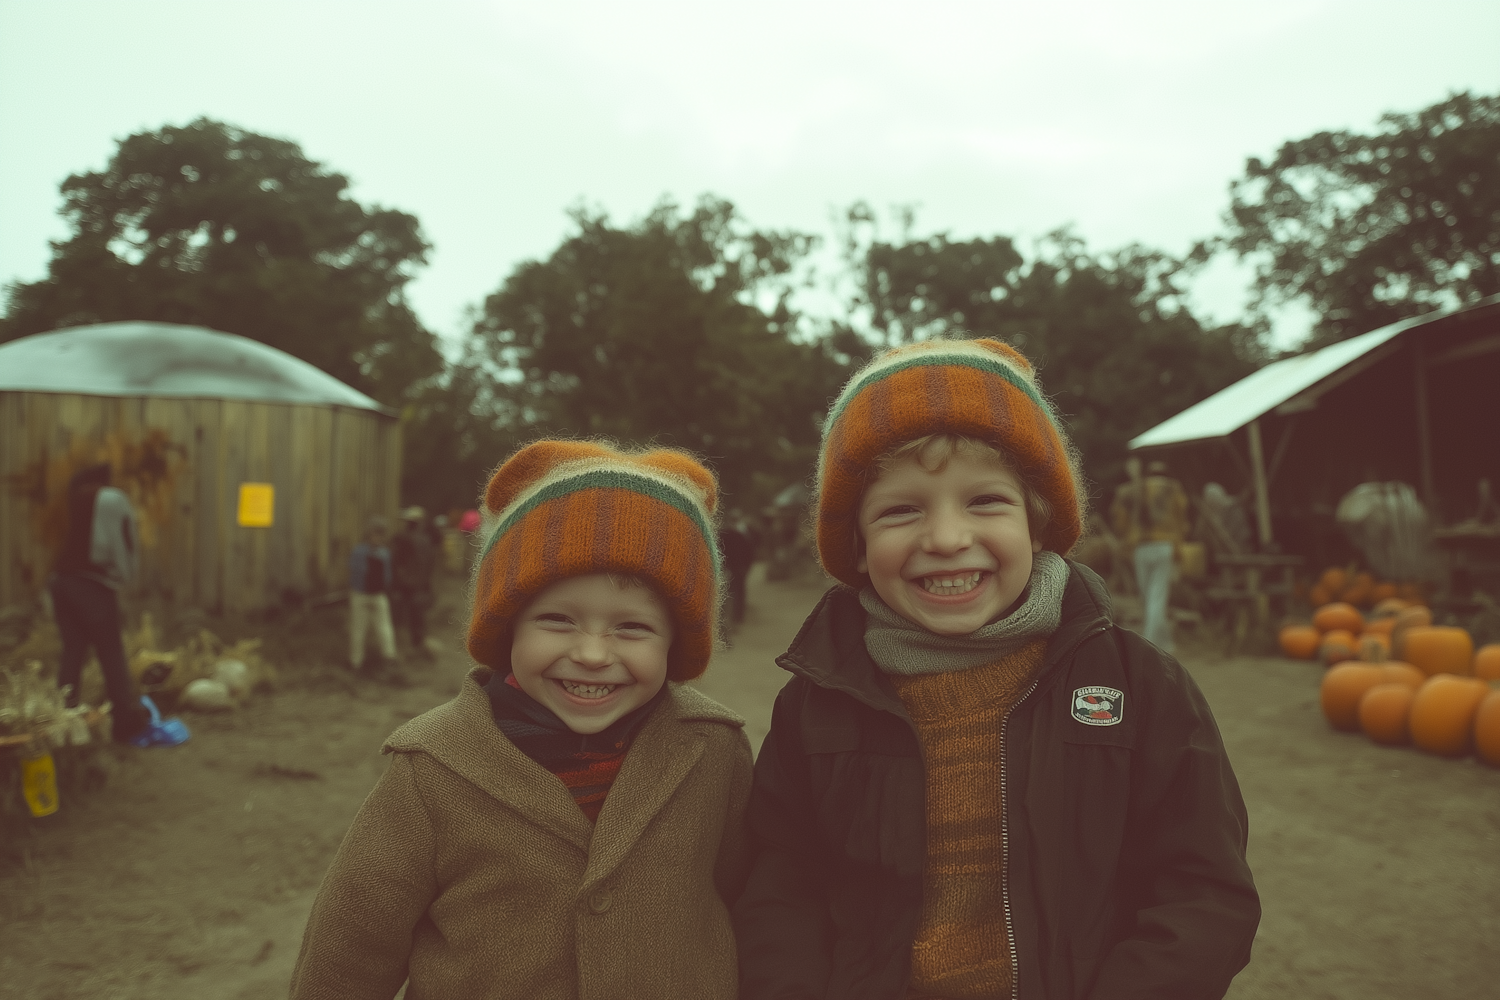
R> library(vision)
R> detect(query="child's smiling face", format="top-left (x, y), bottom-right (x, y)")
top-left (857, 448), bottom-right (1041, 635)
top-left (510, 574), bottom-right (673, 733)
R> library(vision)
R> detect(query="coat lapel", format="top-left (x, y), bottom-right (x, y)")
top-left (581, 683), bottom-right (741, 887)
top-left (385, 668), bottom-right (594, 853)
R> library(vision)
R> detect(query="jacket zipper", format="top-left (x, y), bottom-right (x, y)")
top-left (999, 672), bottom-right (1040, 1000)
top-left (1000, 621), bottom-right (1110, 1000)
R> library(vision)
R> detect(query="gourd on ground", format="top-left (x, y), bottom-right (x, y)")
top-left (1357, 633), bottom-right (1391, 663)
top-left (1359, 683), bottom-right (1416, 745)
top-left (1379, 662), bottom-right (1426, 689)
top-left (1313, 602), bottom-right (1364, 634)
top-left (1320, 629), bottom-right (1358, 666)
top-left (1473, 643), bottom-right (1500, 683)
top-left (1401, 626), bottom-right (1474, 677)
top-left (1318, 567), bottom-right (1348, 598)
top-left (1390, 605), bottom-right (1435, 658)
top-left (1408, 675), bottom-right (1489, 757)
top-left (1278, 624), bottom-right (1321, 660)
top-left (1320, 664), bottom-right (1388, 732)
top-left (1474, 690), bottom-right (1500, 767)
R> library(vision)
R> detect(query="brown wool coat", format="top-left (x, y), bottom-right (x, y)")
top-left (288, 667), bottom-right (753, 1000)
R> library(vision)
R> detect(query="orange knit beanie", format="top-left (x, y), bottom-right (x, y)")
top-left (466, 440), bottom-right (722, 682)
top-left (816, 338), bottom-right (1083, 588)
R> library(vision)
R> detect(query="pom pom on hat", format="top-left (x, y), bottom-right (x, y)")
top-left (467, 440), bottom-right (722, 682)
top-left (815, 338), bottom-right (1083, 588)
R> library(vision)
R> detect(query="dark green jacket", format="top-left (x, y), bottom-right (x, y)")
top-left (734, 562), bottom-right (1259, 1000)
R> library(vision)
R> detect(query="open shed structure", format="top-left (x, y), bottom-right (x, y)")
top-left (1129, 297), bottom-right (1500, 570)
top-left (0, 322), bottom-right (402, 614)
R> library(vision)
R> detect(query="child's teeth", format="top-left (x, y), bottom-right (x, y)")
top-left (923, 572), bottom-right (983, 595)
top-left (560, 680), bottom-right (617, 699)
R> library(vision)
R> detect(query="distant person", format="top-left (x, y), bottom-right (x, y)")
top-left (391, 506), bottom-right (437, 658)
top-left (290, 441), bottom-right (751, 999)
top-left (1200, 482), bottom-right (1252, 556)
top-left (735, 341), bottom-right (1257, 999)
top-left (49, 463), bottom-right (151, 744)
top-left (717, 511), bottom-right (757, 626)
top-left (457, 507), bottom-right (482, 573)
top-left (1111, 457), bottom-right (1190, 653)
top-left (348, 516), bottom-right (397, 672)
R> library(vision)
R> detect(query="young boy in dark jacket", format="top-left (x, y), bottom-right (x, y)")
top-left (734, 339), bottom-right (1259, 1000)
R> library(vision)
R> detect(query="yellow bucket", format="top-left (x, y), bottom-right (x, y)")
top-left (21, 751), bottom-right (60, 818)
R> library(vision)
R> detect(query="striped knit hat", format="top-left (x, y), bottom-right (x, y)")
top-left (817, 338), bottom-right (1083, 588)
top-left (467, 440), bottom-right (722, 682)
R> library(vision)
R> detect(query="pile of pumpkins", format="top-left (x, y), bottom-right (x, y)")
top-left (1278, 591), bottom-right (1500, 766)
top-left (1303, 566), bottom-right (1421, 611)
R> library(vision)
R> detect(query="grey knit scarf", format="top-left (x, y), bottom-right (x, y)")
top-left (860, 550), bottom-right (1069, 676)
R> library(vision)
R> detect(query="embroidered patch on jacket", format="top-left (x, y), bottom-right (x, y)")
top-left (1071, 686), bottom-right (1124, 726)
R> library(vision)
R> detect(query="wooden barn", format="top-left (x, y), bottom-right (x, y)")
top-left (0, 321), bottom-right (402, 615)
top-left (1128, 296), bottom-right (1500, 576)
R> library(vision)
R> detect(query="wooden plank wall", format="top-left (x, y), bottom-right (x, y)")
top-left (0, 392), bottom-right (400, 614)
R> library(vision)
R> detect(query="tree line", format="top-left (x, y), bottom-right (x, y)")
top-left (4, 92), bottom-right (1497, 514)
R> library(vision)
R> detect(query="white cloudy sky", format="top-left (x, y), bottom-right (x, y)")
top-left (3, 0), bottom-right (1498, 349)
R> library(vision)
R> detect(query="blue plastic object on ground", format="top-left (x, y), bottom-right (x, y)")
top-left (128, 695), bottom-right (191, 748)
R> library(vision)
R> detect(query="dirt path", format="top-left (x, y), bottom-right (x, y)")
top-left (3, 569), bottom-right (1497, 999)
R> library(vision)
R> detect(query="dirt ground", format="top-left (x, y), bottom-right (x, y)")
top-left (3, 567), bottom-right (1498, 1000)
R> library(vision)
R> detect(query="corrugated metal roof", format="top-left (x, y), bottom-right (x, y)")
top-left (1128, 315), bottom-right (1424, 450)
top-left (0, 321), bottom-right (390, 413)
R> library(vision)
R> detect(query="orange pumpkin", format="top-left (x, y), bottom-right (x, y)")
top-left (1409, 675), bottom-right (1489, 757)
top-left (1307, 583), bottom-right (1332, 608)
top-left (1402, 626), bottom-right (1475, 677)
top-left (1362, 617), bottom-right (1396, 638)
top-left (1278, 624), bottom-right (1321, 660)
top-left (1319, 629), bottom-right (1358, 665)
top-left (1390, 605), bottom-right (1434, 658)
top-left (1318, 567), bottom-right (1349, 596)
top-left (1320, 663), bottom-right (1387, 731)
top-left (1357, 633), bottom-right (1391, 662)
top-left (1474, 690), bottom-right (1500, 767)
top-left (1313, 602), bottom-right (1364, 634)
top-left (1379, 662), bottom-right (1426, 689)
top-left (1341, 571), bottom-right (1375, 607)
top-left (1393, 605), bottom-right (1433, 630)
top-left (1369, 582), bottom-right (1399, 604)
top-left (1359, 683), bottom-right (1416, 745)
top-left (1473, 644), bottom-right (1500, 683)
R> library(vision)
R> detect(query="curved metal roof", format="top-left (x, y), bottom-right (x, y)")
top-left (0, 322), bottom-right (390, 413)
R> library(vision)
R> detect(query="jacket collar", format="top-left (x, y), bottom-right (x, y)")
top-left (777, 559), bottom-right (1114, 715)
top-left (384, 667), bottom-right (743, 886)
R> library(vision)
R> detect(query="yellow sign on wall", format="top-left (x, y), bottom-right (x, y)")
top-left (237, 483), bottom-right (275, 527)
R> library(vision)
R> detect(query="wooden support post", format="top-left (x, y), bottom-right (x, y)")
top-left (1247, 419), bottom-right (1274, 549)
top-left (1413, 338), bottom-right (1438, 517)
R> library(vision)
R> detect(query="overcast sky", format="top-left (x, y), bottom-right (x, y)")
top-left (3, 0), bottom-right (1498, 349)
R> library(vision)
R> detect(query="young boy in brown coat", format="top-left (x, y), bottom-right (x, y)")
top-left (290, 441), bottom-right (753, 1000)
top-left (734, 339), bottom-right (1259, 999)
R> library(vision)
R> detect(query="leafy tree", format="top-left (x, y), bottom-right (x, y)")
top-left (466, 197), bottom-right (849, 507)
top-left (846, 208), bottom-right (1263, 490)
top-left (0, 118), bottom-right (441, 403)
top-left (1225, 91), bottom-right (1500, 345)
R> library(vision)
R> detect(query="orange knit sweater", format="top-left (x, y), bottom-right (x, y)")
top-left (888, 639), bottom-right (1047, 1000)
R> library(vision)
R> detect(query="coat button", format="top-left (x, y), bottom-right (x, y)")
top-left (589, 890), bottom-right (612, 914)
